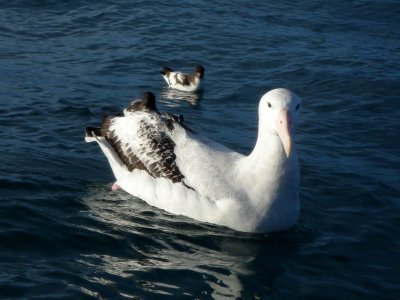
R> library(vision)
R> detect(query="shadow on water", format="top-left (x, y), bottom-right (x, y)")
top-left (159, 87), bottom-right (204, 109)
top-left (79, 184), bottom-right (307, 298)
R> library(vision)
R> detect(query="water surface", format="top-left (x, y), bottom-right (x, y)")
top-left (1, 1), bottom-right (399, 299)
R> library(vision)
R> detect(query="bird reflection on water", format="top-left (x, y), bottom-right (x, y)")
top-left (159, 87), bottom-right (204, 108)
top-left (80, 184), bottom-right (291, 298)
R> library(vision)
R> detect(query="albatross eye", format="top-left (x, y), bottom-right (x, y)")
top-left (268, 102), bottom-right (272, 108)
top-left (296, 103), bottom-right (301, 110)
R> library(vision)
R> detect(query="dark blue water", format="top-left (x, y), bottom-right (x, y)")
top-left (1, 1), bottom-right (399, 299)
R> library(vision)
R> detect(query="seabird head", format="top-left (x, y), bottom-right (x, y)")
top-left (160, 67), bottom-right (173, 76)
top-left (195, 65), bottom-right (205, 79)
top-left (259, 88), bottom-right (302, 158)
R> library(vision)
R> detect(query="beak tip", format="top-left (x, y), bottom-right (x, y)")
top-left (284, 146), bottom-right (292, 158)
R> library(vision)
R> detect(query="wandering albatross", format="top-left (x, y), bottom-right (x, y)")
top-left (85, 89), bottom-right (302, 233)
top-left (160, 65), bottom-right (205, 92)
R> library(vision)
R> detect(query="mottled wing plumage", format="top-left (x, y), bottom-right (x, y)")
top-left (173, 72), bottom-right (191, 86)
top-left (89, 112), bottom-right (186, 184)
top-left (106, 125), bottom-right (147, 173)
top-left (86, 92), bottom-right (187, 183)
top-left (133, 115), bottom-right (185, 183)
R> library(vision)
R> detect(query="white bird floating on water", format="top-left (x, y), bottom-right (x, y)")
top-left (160, 65), bottom-right (205, 92)
top-left (85, 88), bottom-right (302, 233)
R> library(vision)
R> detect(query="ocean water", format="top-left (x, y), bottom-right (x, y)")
top-left (1, 0), bottom-right (399, 299)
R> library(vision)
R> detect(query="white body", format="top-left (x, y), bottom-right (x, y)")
top-left (161, 71), bottom-right (203, 92)
top-left (86, 89), bottom-right (301, 233)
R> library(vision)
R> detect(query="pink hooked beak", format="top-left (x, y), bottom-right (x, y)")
top-left (276, 109), bottom-right (293, 158)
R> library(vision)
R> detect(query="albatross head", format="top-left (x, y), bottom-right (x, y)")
top-left (259, 88), bottom-right (301, 158)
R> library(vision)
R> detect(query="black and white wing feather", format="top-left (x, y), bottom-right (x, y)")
top-left (87, 113), bottom-right (187, 184)
top-left (86, 92), bottom-right (188, 183)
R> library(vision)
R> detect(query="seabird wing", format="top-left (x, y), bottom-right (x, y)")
top-left (101, 112), bottom-right (187, 184)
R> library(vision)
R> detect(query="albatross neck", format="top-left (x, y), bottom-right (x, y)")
top-left (246, 129), bottom-right (290, 170)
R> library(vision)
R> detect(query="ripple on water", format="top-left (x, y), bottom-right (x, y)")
top-left (1, 0), bottom-right (399, 298)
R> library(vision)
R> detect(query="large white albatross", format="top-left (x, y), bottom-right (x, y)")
top-left (85, 88), bottom-right (302, 233)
